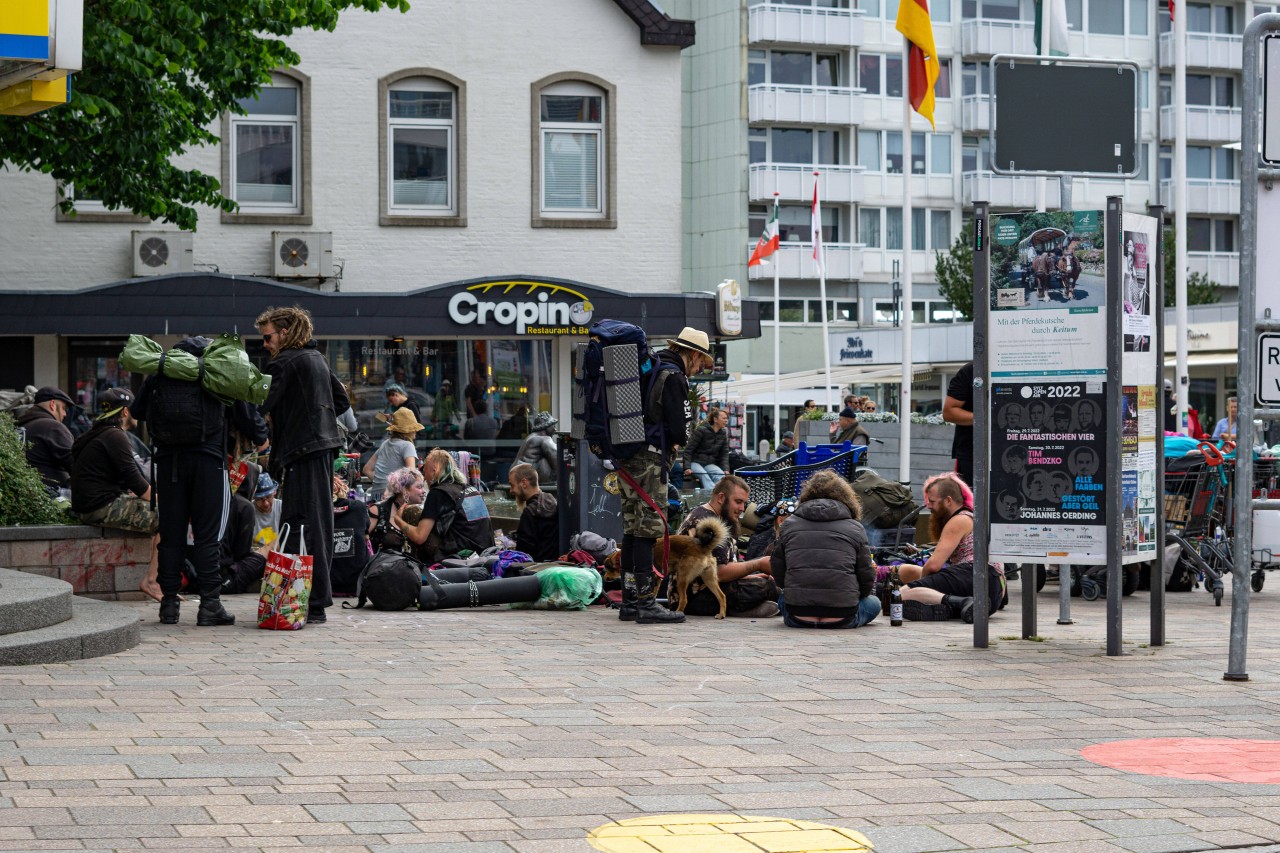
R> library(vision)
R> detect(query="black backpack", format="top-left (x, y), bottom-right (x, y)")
top-left (345, 549), bottom-right (423, 611)
top-left (146, 340), bottom-right (225, 448)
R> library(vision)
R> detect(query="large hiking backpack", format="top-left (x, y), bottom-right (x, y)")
top-left (346, 549), bottom-right (423, 611)
top-left (146, 338), bottom-right (224, 448)
top-left (850, 469), bottom-right (918, 529)
top-left (571, 319), bottom-right (680, 462)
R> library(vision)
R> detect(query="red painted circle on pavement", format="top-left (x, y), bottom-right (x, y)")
top-left (1083, 738), bottom-right (1280, 784)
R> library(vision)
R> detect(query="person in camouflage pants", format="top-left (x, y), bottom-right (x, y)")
top-left (615, 326), bottom-right (714, 625)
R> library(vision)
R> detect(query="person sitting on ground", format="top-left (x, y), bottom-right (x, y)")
top-left (773, 470), bottom-right (880, 629)
top-left (368, 466), bottom-right (424, 553)
top-left (898, 472), bottom-right (1005, 623)
top-left (683, 407), bottom-right (730, 489)
top-left (394, 448), bottom-right (494, 563)
top-left (508, 462), bottom-right (559, 561)
top-left (251, 472), bottom-right (283, 547)
top-left (673, 474), bottom-right (779, 618)
top-left (832, 406), bottom-right (871, 446)
top-left (17, 386), bottom-right (77, 495)
top-left (218, 485), bottom-right (273, 595)
top-left (363, 407), bottom-right (422, 501)
top-left (515, 411), bottom-right (559, 485)
top-left (463, 399), bottom-right (499, 441)
top-left (330, 474), bottom-right (370, 596)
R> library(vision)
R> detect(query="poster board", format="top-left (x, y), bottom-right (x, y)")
top-left (1119, 212), bottom-right (1161, 563)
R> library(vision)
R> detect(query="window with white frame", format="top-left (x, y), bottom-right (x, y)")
top-left (751, 127), bottom-right (843, 165)
top-left (961, 62), bottom-right (992, 97)
top-left (750, 204), bottom-right (840, 242)
top-left (862, 206), bottom-right (953, 250)
top-left (230, 81), bottom-right (301, 213)
top-left (873, 299), bottom-right (929, 325)
top-left (760, 298), bottom-right (857, 323)
top-left (960, 0), bottom-right (1023, 20)
top-left (871, 130), bottom-right (951, 174)
top-left (540, 82), bottom-right (605, 217)
top-left (1187, 216), bottom-right (1236, 252)
top-left (863, 54), bottom-right (949, 99)
top-left (758, 50), bottom-right (842, 87)
top-left (861, 0), bottom-right (950, 20)
top-left (387, 79), bottom-right (455, 214)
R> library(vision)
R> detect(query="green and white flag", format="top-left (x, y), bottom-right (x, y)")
top-left (1033, 0), bottom-right (1070, 57)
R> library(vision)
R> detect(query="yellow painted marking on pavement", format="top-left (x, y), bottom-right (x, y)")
top-left (587, 814), bottom-right (873, 853)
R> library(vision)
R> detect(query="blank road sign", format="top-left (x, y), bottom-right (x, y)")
top-left (1261, 333), bottom-right (1280, 406)
top-left (1265, 36), bottom-right (1280, 165)
top-left (992, 58), bottom-right (1140, 177)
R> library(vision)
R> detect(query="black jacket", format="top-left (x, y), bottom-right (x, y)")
top-left (771, 497), bottom-right (875, 616)
top-left (833, 421), bottom-right (871, 447)
top-left (654, 348), bottom-right (692, 450)
top-left (259, 343), bottom-right (349, 467)
top-left (69, 423), bottom-right (150, 514)
top-left (221, 494), bottom-right (257, 570)
top-left (515, 491), bottom-right (560, 561)
top-left (683, 421), bottom-right (730, 470)
top-left (16, 406), bottom-right (74, 489)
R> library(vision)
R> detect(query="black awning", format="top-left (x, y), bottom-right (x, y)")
top-left (0, 273), bottom-right (760, 341)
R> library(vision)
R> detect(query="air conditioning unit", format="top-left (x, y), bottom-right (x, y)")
top-left (272, 231), bottom-right (333, 278)
top-left (132, 231), bottom-right (194, 277)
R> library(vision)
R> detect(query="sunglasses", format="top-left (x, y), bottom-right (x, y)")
top-left (262, 328), bottom-right (287, 343)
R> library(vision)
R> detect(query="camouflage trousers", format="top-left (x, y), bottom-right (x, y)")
top-left (616, 449), bottom-right (667, 539)
top-left (79, 493), bottom-right (159, 535)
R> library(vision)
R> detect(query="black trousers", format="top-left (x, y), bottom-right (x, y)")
top-left (281, 450), bottom-right (335, 610)
top-left (156, 452), bottom-right (229, 598)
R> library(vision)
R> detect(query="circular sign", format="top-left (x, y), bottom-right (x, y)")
top-left (994, 219), bottom-right (1020, 246)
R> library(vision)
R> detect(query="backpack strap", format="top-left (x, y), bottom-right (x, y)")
top-left (613, 465), bottom-right (671, 583)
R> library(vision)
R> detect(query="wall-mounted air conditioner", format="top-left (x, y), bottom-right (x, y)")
top-left (131, 231), bottom-right (194, 277)
top-left (272, 231), bottom-right (333, 278)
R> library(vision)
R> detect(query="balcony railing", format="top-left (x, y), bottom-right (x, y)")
top-left (1158, 178), bottom-right (1240, 216)
top-left (749, 163), bottom-right (866, 204)
top-left (961, 170), bottom-right (1060, 209)
top-left (746, 241), bottom-right (865, 280)
top-left (1158, 31), bottom-right (1242, 70)
top-left (1158, 104), bottom-right (1241, 143)
top-left (748, 83), bottom-right (866, 126)
top-left (1187, 251), bottom-right (1239, 288)
top-left (960, 94), bottom-right (992, 133)
top-left (748, 3), bottom-right (865, 48)
top-left (961, 18), bottom-right (1034, 57)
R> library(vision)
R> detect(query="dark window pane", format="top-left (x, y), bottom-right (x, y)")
top-left (886, 57), bottom-right (902, 98)
top-left (391, 127), bottom-right (449, 207)
top-left (237, 86), bottom-right (297, 116)
top-left (749, 56), bottom-right (766, 86)
top-left (1187, 217), bottom-right (1211, 251)
top-left (886, 131), bottom-right (903, 174)
top-left (1089, 0), bottom-right (1124, 32)
top-left (962, 63), bottom-right (978, 97)
top-left (818, 130), bottom-right (840, 165)
top-left (935, 59), bottom-right (951, 98)
top-left (1213, 4), bottom-right (1234, 33)
top-left (912, 207), bottom-right (926, 251)
top-left (390, 90), bottom-right (453, 120)
top-left (859, 54), bottom-right (881, 94)
top-left (1214, 219), bottom-right (1235, 252)
top-left (816, 54), bottom-right (840, 87)
top-left (772, 51), bottom-right (812, 85)
top-left (779, 299), bottom-right (805, 322)
top-left (1214, 76), bottom-right (1234, 107)
top-left (1186, 74), bottom-right (1212, 106)
top-left (911, 132), bottom-right (926, 175)
top-left (1187, 146), bottom-right (1212, 179)
top-left (773, 127), bottom-right (813, 163)
top-left (1187, 2), bottom-right (1211, 32)
top-left (541, 95), bottom-right (601, 122)
top-left (984, 0), bottom-right (1020, 20)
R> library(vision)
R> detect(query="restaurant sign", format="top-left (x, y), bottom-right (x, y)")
top-left (447, 280), bottom-right (594, 335)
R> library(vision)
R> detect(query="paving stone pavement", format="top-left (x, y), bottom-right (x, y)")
top-left (2, 580), bottom-right (1280, 853)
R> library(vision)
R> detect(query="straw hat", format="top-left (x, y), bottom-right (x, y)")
top-left (385, 407), bottom-right (425, 434)
top-left (669, 326), bottom-right (712, 356)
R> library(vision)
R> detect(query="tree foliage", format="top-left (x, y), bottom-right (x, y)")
top-left (1162, 226), bottom-right (1223, 308)
top-left (0, 414), bottom-right (68, 527)
top-left (934, 218), bottom-right (976, 322)
top-left (0, 0), bottom-right (410, 231)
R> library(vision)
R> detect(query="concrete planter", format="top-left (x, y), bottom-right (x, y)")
top-left (0, 525), bottom-right (152, 600)
top-left (861, 422), bottom-right (956, 500)
top-left (796, 419), bottom-right (834, 445)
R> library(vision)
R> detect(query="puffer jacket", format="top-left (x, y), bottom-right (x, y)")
top-left (259, 343), bottom-right (348, 467)
top-left (682, 421), bottom-right (729, 470)
top-left (771, 497), bottom-right (875, 608)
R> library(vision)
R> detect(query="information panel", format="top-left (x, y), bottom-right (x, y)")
top-left (1119, 212), bottom-right (1161, 561)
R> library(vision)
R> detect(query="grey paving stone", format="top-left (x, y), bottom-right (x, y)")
top-left (861, 824), bottom-right (970, 852)
top-left (305, 804), bottom-right (414, 822)
top-left (1110, 835), bottom-right (1209, 853)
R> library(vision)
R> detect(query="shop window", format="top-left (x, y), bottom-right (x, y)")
top-left (532, 74), bottom-right (615, 228)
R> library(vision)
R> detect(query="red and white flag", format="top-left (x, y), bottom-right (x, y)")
top-left (810, 179), bottom-right (824, 276)
top-left (748, 197), bottom-right (779, 267)
top-left (1169, 0), bottom-right (1175, 21)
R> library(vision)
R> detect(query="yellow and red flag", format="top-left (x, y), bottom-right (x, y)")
top-left (895, 0), bottom-right (940, 130)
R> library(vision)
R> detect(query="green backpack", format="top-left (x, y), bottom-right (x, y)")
top-left (851, 470), bottom-right (918, 529)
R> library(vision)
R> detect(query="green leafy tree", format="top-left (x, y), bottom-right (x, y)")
top-left (0, 0), bottom-right (410, 231)
top-left (0, 414), bottom-right (67, 527)
top-left (1162, 227), bottom-right (1223, 307)
top-left (935, 219), bottom-right (976, 321)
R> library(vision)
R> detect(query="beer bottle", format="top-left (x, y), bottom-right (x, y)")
top-left (881, 567), bottom-right (891, 616)
top-left (889, 568), bottom-right (903, 627)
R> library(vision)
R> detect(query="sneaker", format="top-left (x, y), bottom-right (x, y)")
top-left (902, 600), bottom-right (953, 621)
top-left (307, 608), bottom-right (328, 624)
top-left (731, 601), bottom-right (780, 618)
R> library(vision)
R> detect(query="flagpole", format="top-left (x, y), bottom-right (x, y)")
top-left (1174, 0), bottom-right (1189, 433)
top-left (900, 36), bottom-right (913, 485)
top-left (772, 191), bottom-right (781, 452)
top-left (815, 172), bottom-right (834, 414)
top-left (1035, 0), bottom-right (1049, 212)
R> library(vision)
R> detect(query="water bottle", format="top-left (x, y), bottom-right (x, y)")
top-left (355, 484), bottom-right (367, 502)
top-left (1215, 525), bottom-right (1224, 542)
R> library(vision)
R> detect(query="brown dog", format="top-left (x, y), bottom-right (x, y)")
top-left (664, 516), bottom-right (731, 619)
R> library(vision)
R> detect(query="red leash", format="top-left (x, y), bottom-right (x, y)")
top-left (614, 466), bottom-right (672, 580)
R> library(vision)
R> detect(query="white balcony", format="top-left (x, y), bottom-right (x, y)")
top-left (1067, 175), bottom-right (1151, 212)
top-left (1159, 178), bottom-right (1240, 216)
top-left (1158, 31), bottom-right (1242, 70)
top-left (961, 94), bottom-right (992, 133)
top-left (746, 241), bottom-right (865, 280)
top-left (961, 18), bottom-right (1034, 57)
top-left (748, 2), bottom-right (865, 48)
top-left (749, 163), bottom-right (866, 204)
top-left (1159, 104), bottom-right (1241, 144)
top-left (748, 83), bottom-right (866, 126)
top-left (1188, 251), bottom-right (1239, 288)
top-left (962, 170), bottom-right (1060, 209)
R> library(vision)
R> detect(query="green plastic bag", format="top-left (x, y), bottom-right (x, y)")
top-left (119, 333), bottom-right (271, 405)
top-left (510, 566), bottom-right (603, 611)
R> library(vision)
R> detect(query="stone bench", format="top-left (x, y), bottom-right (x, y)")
top-left (0, 525), bottom-right (152, 601)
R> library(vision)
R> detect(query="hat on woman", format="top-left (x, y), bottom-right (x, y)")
top-left (386, 407), bottom-right (426, 434)
top-left (669, 327), bottom-right (712, 357)
top-left (531, 411), bottom-right (558, 432)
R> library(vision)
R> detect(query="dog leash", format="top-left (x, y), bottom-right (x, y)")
top-left (614, 466), bottom-right (671, 580)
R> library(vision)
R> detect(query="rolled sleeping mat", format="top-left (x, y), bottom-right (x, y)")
top-left (427, 566), bottom-right (491, 584)
top-left (419, 573), bottom-right (543, 611)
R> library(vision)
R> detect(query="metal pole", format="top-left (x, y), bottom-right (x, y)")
top-left (972, 202), bottom-right (991, 649)
top-left (815, 172), bottom-right (834, 413)
top-left (900, 36), bottom-right (914, 484)
top-left (1106, 196), bottom-right (1125, 657)
top-left (772, 191), bottom-right (781, 454)
top-left (1035, 0), bottom-right (1049, 213)
top-left (1058, 564), bottom-right (1073, 624)
top-left (1175, 0), bottom-right (1190, 434)
top-left (1151, 204), bottom-right (1167, 646)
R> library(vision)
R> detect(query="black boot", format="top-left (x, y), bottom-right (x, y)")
top-left (617, 535), bottom-right (637, 621)
top-left (943, 594), bottom-right (975, 624)
top-left (634, 568), bottom-right (685, 625)
top-left (196, 595), bottom-right (236, 627)
top-left (158, 595), bottom-right (180, 625)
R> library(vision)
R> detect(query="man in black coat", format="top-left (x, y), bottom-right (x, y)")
top-left (256, 306), bottom-right (351, 625)
top-left (508, 463), bottom-right (559, 561)
top-left (16, 386), bottom-right (75, 493)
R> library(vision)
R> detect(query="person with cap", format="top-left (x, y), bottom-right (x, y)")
top-left (379, 383), bottom-right (421, 426)
top-left (16, 386), bottom-right (76, 494)
top-left (832, 406), bottom-right (871, 447)
top-left (256, 306), bottom-right (351, 625)
top-left (508, 462), bottom-right (559, 561)
top-left (779, 431), bottom-right (797, 454)
top-left (616, 325), bottom-right (713, 625)
top-left (515, 411), bottom-right (559, 485)
top-left (69, 388), bottom-right (158, 535)
top-left (362, 407), bottom-right (423, 501)
top-left (251, 471), bottom-right (283, 547)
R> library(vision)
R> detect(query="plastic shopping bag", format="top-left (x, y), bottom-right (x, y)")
top-left (257, 524), bottom-right (314, 630)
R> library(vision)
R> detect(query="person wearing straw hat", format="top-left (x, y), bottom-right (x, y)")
top-left (516, 410), bottom-right (559, 485)
top-left (363, 407), bottom-right (423, 501)
top-left (615, 325), bottom-right (714, 625)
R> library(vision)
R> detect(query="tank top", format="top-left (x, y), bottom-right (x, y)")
top-left (950, 508), bottom-right (976, 565)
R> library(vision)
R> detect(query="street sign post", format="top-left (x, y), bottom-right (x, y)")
top-left (1260, 334), bottom-right (1280, 406)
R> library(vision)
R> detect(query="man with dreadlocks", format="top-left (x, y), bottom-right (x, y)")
top-left (256, 306), bottom-right (351, 625)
